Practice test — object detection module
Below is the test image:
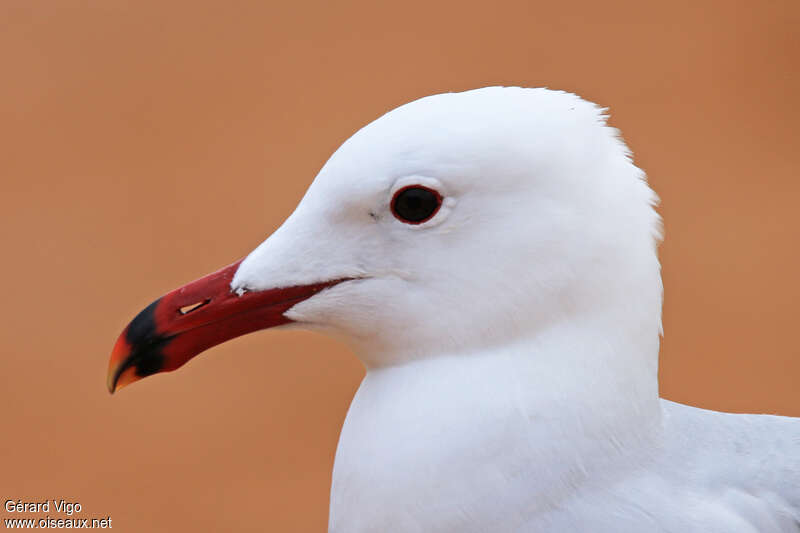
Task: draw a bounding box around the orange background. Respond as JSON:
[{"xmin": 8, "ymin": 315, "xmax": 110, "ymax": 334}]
[{"xmin": 1, "ymin": 1, "xmax": 798, "ymax": 530}]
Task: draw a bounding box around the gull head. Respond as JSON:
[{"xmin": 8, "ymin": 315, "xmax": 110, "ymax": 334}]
[{"xmin": 107, "ymin": 87, "xmax": 663, "ymax": 390}]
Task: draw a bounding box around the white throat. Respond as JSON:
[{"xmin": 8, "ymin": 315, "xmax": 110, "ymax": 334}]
[{"xmin": 329, "ymin": 295, "xmax": 663, "ymax": 531}]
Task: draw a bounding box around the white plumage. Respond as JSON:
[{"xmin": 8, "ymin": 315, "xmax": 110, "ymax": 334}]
[{"xmin": 231, "ymin": 87, "xmax": 799, "ymax": 532}]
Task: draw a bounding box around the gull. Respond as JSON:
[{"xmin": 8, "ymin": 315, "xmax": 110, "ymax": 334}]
[{"xmin": 107, "ymin": 87, "xmax": 799, "ymax": 532}]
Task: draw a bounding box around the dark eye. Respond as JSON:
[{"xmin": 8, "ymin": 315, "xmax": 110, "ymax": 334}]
[{"xmin": 390, "ymin": 186, "xmax": 443, "ymax": 224}]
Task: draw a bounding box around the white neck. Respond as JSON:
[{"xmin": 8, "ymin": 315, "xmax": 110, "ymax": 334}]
[{"xmin": 329, "ymin": 307, "xmax": 663, "ymax": 532}]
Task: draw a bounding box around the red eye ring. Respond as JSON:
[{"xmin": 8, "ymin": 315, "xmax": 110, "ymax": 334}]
[{"xmin": 390, "ymin": 185, "xmax": 443, "ymax": 225}]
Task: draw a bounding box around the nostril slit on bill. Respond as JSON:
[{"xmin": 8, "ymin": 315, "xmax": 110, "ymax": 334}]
[{"xmin": 179, "ymin": 299, "xmax": 211, "ymax": 315}]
